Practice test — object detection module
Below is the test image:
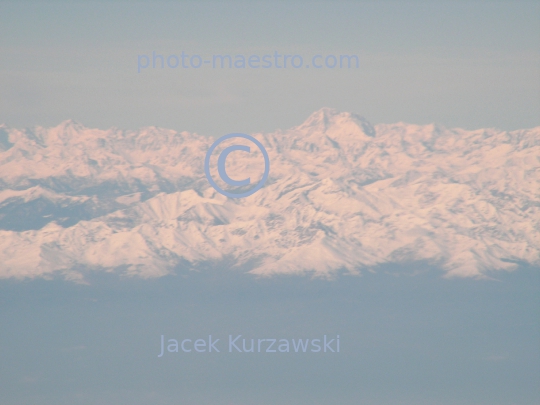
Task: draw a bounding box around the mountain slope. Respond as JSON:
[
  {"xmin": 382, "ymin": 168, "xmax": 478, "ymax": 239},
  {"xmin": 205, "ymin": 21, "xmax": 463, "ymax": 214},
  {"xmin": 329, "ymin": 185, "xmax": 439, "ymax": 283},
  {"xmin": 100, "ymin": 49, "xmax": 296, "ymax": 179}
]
[{"xmin": 0, "ymin": 108, "xmax": 538, "ymax": 281}]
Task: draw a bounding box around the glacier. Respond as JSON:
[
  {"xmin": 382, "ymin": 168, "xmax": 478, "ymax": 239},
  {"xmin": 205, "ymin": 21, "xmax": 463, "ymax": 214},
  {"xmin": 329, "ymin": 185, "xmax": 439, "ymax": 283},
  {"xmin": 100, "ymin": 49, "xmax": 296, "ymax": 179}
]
[{"xmin": 0, "ymin": 108, "xmax": 538, "ymax": 281}]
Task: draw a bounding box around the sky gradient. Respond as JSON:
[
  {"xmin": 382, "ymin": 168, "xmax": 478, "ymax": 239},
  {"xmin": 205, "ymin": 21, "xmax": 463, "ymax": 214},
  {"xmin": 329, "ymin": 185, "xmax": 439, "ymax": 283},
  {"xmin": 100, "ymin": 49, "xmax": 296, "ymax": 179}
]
[
  {"xmin": 0, "ymin": 1, "xmax": 539, "ymax": 136},
  {"xmin": 0, "ymin": 2, "xmax": 539, "ymax": 404}
]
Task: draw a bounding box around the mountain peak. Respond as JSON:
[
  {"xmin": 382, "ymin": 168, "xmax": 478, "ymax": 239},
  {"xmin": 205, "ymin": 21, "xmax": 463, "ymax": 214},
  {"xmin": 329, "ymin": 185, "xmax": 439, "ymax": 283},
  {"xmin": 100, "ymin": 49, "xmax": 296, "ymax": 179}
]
[
  {"xmin": 41, "ymin": 120, "xmax": 88, "ymax": 145},
  {"xmin": 0, "ymin": 112, "xmax": 538, "ymax": 281},
  {"xmin": 54, "ymin": 119, "xmax": 85, "ymax": 130},
  {"xmin": 296, "ymin": 108, "xmax": 376, "ymax": 138}
]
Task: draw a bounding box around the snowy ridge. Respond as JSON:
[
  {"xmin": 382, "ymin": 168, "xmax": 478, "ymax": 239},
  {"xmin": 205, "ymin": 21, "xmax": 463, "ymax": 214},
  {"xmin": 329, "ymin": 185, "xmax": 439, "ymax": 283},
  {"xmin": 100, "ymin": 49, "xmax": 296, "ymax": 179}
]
[{"xmin": 0, "ymin": 108, "xmax": 538, "ymax": 281}]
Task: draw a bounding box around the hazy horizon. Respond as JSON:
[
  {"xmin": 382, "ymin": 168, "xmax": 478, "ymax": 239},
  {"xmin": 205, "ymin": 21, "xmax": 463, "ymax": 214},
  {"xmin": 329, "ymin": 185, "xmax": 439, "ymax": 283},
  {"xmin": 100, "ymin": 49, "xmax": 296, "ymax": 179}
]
[
  {"xmin": 1, "ymin": 1, "xmax": 539, "ymax": 404},
  {"xmin": 1, "ymin": 1, "xmax": 539, "ymax": 137}
]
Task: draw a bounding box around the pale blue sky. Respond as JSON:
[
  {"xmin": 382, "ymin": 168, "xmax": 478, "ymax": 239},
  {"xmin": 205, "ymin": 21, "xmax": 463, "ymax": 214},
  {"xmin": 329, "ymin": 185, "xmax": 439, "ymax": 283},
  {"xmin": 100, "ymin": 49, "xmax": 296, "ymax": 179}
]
[
  {"xmin": 0, "ymin": 3, "xmax": 539, "ymax": 404},
  {"xmin": 0, "ymin": 1, "xmax": 539, "ymax": 136}
]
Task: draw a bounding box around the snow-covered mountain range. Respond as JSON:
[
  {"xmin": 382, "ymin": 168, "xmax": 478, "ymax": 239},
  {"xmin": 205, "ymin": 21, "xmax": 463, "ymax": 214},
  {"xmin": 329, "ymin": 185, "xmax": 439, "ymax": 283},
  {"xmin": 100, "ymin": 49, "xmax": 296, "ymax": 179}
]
[{"xmin": 0, "ymin": 108, "xmax": 538, "ymax": 281}]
